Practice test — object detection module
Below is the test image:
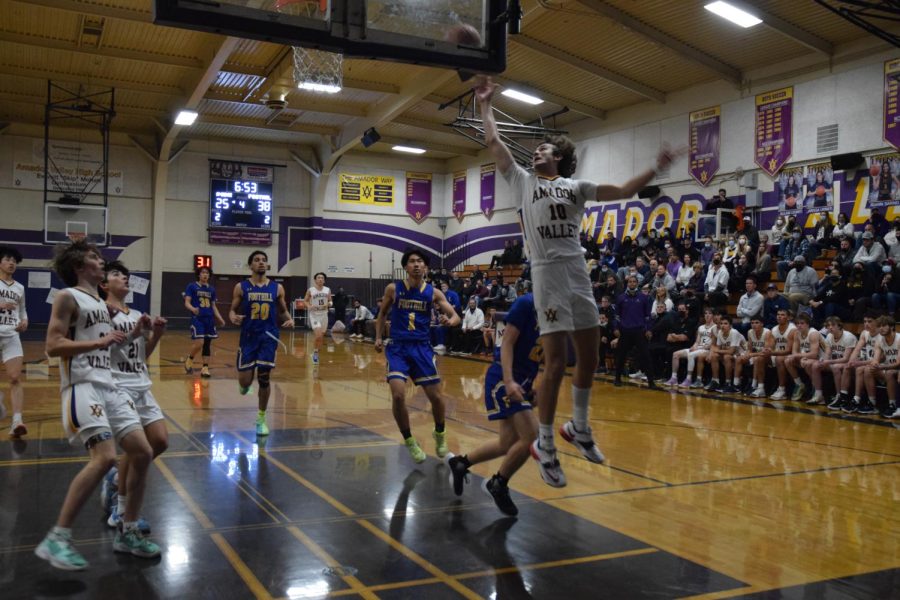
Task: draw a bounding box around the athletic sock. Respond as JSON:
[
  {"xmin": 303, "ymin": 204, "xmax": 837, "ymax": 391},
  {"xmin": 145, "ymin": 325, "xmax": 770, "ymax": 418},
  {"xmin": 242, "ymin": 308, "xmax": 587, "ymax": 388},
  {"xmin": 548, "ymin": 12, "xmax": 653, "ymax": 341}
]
[
  {"xmin": 794, "ymin": 377, "xmax": 802, "ymax": 386},
  {"xmin": 400, "ymin": 429, "xmax": 412, "ymax": 440},
  {"xmin": 117, "ymin": 495, "xmax": 127, "ymax": 516},
  {"xmin": 538, "ymin": 424, "xmax": 555, "ymax": 451},
  {"xmin": 12, "ymin": 412, "xmax": 21, "ymax": 422},
  {"xmin": 751, "ymin": 379, "xmax": 757, "ymax": 388},
  {"xmin": 257, "ymin": 410, "xmax": 266, "ymax": 419},
  {"xmin": 51, "ymin": 526, "xmax": 72, "ymax": 538},
  {"xmin": 434, "ymin": 422, "xmax": 445, "ymax": 433},
  {"xmin": 571, "ymin": 385, "xmax": 590, "ymax": 431},
  {"xmin": 733, "ymin": 377, "xmax": 741, "ymax": 387}
]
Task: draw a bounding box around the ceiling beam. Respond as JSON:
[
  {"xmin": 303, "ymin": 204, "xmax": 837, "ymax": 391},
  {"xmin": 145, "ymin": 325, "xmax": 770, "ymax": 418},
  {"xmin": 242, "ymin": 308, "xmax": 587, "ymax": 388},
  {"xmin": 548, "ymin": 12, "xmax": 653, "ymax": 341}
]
[
  {"xmin": 5, "ymin": 115, "xmax": 151, "ymax": 138},
  {"xmin": 0, "ymin": 63, "xmax": 184, "ymax": 97},
  {"xmin": 728, "ymin": 0, "xmax": 833, "ymax": 56},
  {"xmin": 198, "ymin": 114, "xmax": 337, "ymax": 136},
  {"xmin": 575, "ymin": 0, "xmax": 743, "ymax": 85},
  {"xmin": 12, "ymin": 0, "xmax": 153, "ymax": 23},
  {"xmin": 492, "ymin": 77, "xmax": 608, "ymax": 120},
  {"xmin": 512, "ymin": 35, "xmax": 666, "ymax": 103},
  {"xmin": 0, "ymin": 31, "xmax": 204, "ymax": 70},
  {"xmin": 375, "ymin": 135, "xmax": 479, "ymax": 157},
  {"xmin": 203, "ymin": 91, "xmax": 368, "ymax": 117},
  {"xmin": 0, "ymin": 92, "xmax": 164, "ymax": 119},
  {"xmin": 392, "ymin": 116, "xmax": 456, "ymax": 135}
]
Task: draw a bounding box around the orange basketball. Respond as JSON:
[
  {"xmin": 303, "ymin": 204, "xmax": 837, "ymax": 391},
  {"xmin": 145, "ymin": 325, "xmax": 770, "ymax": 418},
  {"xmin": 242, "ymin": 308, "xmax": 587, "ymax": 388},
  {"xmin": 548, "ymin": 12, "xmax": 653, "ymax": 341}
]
[
  {"xmin": 446, "ymin": 23, "xmax": 482, "ymax": 47},
  {"xmin": 870, "ymin": 164, "xmax": 881, "ymax": 177},
  {"xmin": 815, "ymin": 185, "xmax": 825, "ymax": 197}
]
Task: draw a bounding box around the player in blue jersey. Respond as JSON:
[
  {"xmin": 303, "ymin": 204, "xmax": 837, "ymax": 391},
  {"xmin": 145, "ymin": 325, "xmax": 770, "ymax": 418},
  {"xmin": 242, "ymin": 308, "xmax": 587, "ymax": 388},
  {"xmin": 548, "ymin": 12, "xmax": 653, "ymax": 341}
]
[
  {"xmin": 446, "ymin": 285, "xmax": 540, "ymax": 516},
  {"xmin": 183, "ymin": 266, "xmax": 226, "ymax": 378},
  {"xmin": 228, "ymin": 251, "xmax": 294, "ymax": 436},
  {"xmin": 374, "ymin": 248, "xmax": 460, "ymax": 463}
]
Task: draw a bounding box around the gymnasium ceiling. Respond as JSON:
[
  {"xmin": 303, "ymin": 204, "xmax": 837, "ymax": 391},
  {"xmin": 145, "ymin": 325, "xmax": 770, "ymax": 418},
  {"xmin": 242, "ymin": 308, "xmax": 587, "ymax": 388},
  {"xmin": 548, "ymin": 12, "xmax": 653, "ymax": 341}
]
[{"xmin": 1, "ymin": 0, "xmax": 896, "ymax": 170}]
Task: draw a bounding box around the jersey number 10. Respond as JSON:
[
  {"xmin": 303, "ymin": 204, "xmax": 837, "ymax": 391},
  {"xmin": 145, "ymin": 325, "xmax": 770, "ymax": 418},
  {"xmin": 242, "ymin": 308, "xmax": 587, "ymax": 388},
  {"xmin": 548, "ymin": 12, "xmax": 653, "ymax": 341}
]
[{"xmin": 548, "ymin": 204, "xmax": 568, "ymax": 220}]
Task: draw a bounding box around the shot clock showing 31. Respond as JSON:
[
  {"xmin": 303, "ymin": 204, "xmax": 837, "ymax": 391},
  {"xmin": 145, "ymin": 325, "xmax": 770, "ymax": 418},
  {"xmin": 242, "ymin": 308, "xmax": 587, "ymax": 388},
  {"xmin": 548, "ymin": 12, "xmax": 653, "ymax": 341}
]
[{"xmin": 210, "ymin": 178, "xmax": 274, "ymax": 229}]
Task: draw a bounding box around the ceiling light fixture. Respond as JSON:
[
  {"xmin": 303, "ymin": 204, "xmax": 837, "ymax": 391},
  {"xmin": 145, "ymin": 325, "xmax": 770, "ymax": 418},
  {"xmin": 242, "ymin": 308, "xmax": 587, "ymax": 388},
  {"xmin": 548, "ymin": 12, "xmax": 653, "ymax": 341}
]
[
  {"xmin": 174, "ymin": 110, "xmax": 198, "ymax": 126},
  {"xmin": 392, "ymin": 145, "xmax": 426, "ymax": 154},
  {"xmin": 501, "ymin": 88, "xmax": 543, "ymax": 105},
  {"xmin": 704, "ymin": 1, "xmax": 762, "ymax": 28}
]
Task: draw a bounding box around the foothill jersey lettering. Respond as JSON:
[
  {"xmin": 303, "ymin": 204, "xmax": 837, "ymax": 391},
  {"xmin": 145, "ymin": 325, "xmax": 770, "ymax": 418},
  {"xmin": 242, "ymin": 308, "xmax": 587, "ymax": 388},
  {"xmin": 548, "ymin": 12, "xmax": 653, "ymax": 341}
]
[
  {"xmin": 390, "ymin": 280, "xmax": 433, "ymax": 342},
  {"xmin": 184, "ymin": 282, "xmax": 216, "ymax": 317},
  {"xmin": 61, "ymin": 288, "xmax": 114, "ymax": 389},
  {"xmin": 240, "ymin": 280, "xmax": 279, "ymax": 335},
  {"xmin": 307, "ymin": 286, "xmax": 331, "ymax": 312},
  {"xmin": 502, "ymin": 164, "xmax": 598, "ymax": 265},
  {"xmin": 0, "ymin": 279, "xmax": 26, "ymax": 336},
  {"xmin": 109, "ymin": 308, "xmax": 151, "ymax": 390}
]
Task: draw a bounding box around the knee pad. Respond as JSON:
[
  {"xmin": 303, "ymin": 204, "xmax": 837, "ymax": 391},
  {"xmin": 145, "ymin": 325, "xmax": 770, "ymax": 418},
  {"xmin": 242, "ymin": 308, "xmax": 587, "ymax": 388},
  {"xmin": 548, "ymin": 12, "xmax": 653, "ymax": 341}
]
[
  {"xmin": 257, "ymin": 369, "xmax": 271, "ymax": 389},
  {"xmin": 202, "ymin": 338, "xmax": 212, "ymax": 355}
]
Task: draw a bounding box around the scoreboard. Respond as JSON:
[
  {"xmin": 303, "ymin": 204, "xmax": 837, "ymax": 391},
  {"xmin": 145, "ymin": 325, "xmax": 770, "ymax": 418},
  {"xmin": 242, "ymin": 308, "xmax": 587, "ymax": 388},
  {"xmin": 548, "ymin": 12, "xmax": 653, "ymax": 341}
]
[{"xmin": 209, "ymin": 179, "xmax": 273, "ymax": 230}]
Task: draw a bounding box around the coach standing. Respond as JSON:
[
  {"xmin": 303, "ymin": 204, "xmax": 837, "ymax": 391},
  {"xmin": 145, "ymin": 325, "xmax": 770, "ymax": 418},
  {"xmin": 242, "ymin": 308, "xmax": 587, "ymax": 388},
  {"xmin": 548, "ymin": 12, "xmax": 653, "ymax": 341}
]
[{"xmin": 614, "ymin": 275, "xmax": 657, "ymax": 389}]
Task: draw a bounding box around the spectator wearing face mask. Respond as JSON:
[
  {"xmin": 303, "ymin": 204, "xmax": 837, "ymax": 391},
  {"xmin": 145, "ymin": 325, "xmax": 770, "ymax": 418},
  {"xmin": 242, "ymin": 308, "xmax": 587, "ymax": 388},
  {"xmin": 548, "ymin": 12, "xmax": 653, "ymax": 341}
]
[
  {"xmin": 704, "ymin": 253, "xmax": 730, "ymax": 308},
  {"xmin": 871, "ymin": 261, "xmax": 900, "ymax": 315},
  {"xmin": 834, "ymin": 236, "xmax": 856, "ymax": 276},
  {"xmin": 700, "ymin": 237, "xmax": 716, "ymax": 268},
  {"xmin": 846, "ymin": 262, "xmax": 877, "ymax": 321},
  {"xmin": 770, "ymin": 215, "xmax": 789, "ymax": 250},
  {"xmin": 777, "ymin": 230, "xmax": 811, "ymax": 281},
  {"xmin": 832, "ymin": 213, "xmax": 854, "ymax": 247},
  {"xmin": 783, "ymin": 255, "xmax": 819, "ymax": 310},
  {"xmin": 854, "ymin": 231, "xmax": 887, "ymax": 279},
  {"xmin": 810, "ymin": 267, "xmax": 851, "ymax": 324}
]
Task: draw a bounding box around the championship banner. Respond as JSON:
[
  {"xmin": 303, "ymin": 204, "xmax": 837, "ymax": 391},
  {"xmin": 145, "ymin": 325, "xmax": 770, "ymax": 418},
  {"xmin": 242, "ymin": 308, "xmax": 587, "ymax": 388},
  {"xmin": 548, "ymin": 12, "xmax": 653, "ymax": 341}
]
[
  {"xmin": 803, "ymin": 162, "xmax": 834, "ymax": 214},
  {"xmin": 688, "ymin": 106, "xmax": 720, "ymax": 186},
  {"xmin": 14, "ymin": 140, "xmax": 124, "ymax": 194},
  {"xmin": 755, "ymin": 87, "xmax": 793, "ymax": 177},
  {"xmin": 775, "ymin": 166, "xmax": 804, "ymax": 217},
  {"xmin": 209, "ymin": 160, "xmax": 273, "ymax": 182},
  {"xmin": 405, "ymin": 172, "xmax": 432, "ymax": 223},
  {"xmin": 452, "ymin": 170, "xmax": 467, "ymax": 222},
  {"xmin": 338, "ymin": 173, "xmax": 394, "ymax": 206},
  {"xmin": 480, "ymin": 163, "xmax": 496, "ymax": 218},
  {"xmin": 884, "ymin": 59, "xmax": 900, "ymax": 150},
  {"xmin": 867, "ymin": 153, "xmax": 900, "ymax": 208}
]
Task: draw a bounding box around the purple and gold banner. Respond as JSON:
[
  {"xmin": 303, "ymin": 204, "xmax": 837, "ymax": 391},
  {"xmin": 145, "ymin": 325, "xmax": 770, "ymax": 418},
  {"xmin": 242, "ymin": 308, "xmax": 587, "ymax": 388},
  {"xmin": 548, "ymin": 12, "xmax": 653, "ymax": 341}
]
[
  {"xmin": 688, "ymin": 106, "xmax": 720, "ymax": 186},
  {"xmin": 755, "ymin": 87, "xmax": 793, "ymax": 177},
  {"xmin": 480, "ymin": 163, "xmax": 496, "ymax": 219},
  {"xmin": 884, "ymin": 59, "xmax": 900, "ymax": 150},
  {"xmin": 453, "ymin": 170, "xmax": 467, "ymax": 223},
  {"xmin": 405, "ymin": 172, "xmax": 432, "ymax": 224}
]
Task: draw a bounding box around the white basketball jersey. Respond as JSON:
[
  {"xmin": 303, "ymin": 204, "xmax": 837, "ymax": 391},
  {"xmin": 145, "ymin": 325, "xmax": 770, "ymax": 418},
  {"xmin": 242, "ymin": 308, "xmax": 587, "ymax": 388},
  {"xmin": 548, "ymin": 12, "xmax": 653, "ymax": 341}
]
[
  {"xmin": 857, "ymin": 329, "xmax": 876, "ymax": 361},
  {"xmin": 826, "ymin": 330, "xmax": 857, "ymax": 361},
  {"xmin": 0, "ymin": 279, "xmax": 26, "ymax": 337},
  {"xmin": 747, "ymin": 327, "xmax": 771, "ymax": 354},
  {"xmin": 772, "ymin": 323, "xmax": 796, "ymax": 353},
  {"xmin": 109, "ymin": 308, "xmax": 151, "ymax": 391},
  {"xmin": 697, "ymin": 323, "xmax": 715, "ymax": 349},
  {"xmin": 716, "ymin": 328, "xmax": 746, "ymax": 353},
  {"xmin": 798, "ymin": 330, "xmax": 827, "ymax": 360},
  {"xmin": 61, "ymin": 288, "xmax": 114, "ymax": 389},
  {"xmin": 876, "ymin": 333, "xmax": 900, "ymax": 365},
  {"xmin": 307, "ymin": 286, "xmax": 330, "ymax": 312},
  {"xmin": 503, "ymin": 164, "xmax": 598, "ymax": 266}
]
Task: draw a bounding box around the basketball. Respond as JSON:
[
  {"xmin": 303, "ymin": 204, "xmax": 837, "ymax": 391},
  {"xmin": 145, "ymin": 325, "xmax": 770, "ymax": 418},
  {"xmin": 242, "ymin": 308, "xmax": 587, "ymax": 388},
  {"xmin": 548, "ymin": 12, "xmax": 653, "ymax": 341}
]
[
  {"xmin": 446, "ymin": 23, "xmax": 482, "ymax": 47},
  {"xmin": 815, "ymin": 185, "xmax": 825, "ymax": 197},
  {"xmin": 870, "ymin": 164, "xmax": 881, "ymax": 177}
]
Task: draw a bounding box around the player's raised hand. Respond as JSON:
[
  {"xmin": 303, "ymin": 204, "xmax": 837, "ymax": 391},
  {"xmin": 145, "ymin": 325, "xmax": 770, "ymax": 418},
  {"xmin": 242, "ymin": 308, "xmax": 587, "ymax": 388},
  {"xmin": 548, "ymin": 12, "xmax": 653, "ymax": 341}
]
[
  {"xmin": 473, "ymin": 75, "xmax": 497, "ymax": 103},
  {"xmin": 100, "ymin": 330, "xmax": 128, "ymax": 348},
  {"xmin": 656, "ymin": 143, "xmax": 688, "ymax": 170},
  {"xmin": 152, "ymin": 316, "xmax": 167, "ymax": 333}
]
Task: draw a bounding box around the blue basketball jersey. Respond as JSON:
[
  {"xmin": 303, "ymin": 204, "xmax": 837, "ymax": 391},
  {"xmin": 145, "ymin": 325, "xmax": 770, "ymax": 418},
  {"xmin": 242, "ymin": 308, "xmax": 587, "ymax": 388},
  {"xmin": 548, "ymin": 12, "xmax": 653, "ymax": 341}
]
[
  {"xmin": 493, "ymin": 293, "xmax": 541, "ymax": 381},
  {"xmin": 184, "ymin": 282, "xmax": 216, "ymax": 318},
  {"xmin": 390, "ymin": 279, "xmax": 433, "ymax": 342},
  {"xmin": 240, "ymin": 279, "xmax": 279, "ymax": 336}
]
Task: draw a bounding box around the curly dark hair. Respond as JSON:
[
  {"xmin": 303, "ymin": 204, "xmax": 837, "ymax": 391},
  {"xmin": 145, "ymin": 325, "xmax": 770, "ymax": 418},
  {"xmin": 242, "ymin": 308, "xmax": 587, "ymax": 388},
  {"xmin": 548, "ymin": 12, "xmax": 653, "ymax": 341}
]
[
  {"xmin": 543, "ymin": 134, "xmax": 577, "ymax": 177},
  {"xmin": 52, "ymin": 239, "xmax": 101, "ymax": 288}
]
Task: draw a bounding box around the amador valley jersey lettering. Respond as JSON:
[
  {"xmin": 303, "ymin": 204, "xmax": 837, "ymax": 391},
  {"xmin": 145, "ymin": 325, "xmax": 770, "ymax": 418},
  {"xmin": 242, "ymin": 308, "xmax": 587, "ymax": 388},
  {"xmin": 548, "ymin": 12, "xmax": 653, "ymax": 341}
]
[{"xmin": 62, "ymin": 288, "xmax": 115, "ymax": 389}]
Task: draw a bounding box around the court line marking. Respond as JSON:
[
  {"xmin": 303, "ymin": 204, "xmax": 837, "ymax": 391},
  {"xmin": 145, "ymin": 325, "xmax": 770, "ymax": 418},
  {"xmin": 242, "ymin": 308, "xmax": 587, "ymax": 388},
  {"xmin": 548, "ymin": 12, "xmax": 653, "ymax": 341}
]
[
  {"xmin": 679, "ymin": 586, "xmax": 760, "ymax": 600},
  {"xmin": 155, "ymin": 458, "xmax": 215, "ymax": 529},
  {"xmin": 285, "ymin": 525, "xmax": 378, "ymax": 600},
  {"xmin": 232, "ymin": 432, "xmax": 482, "ymax": 600},
  {"xmin": 210, "ymin": 532, "xmax": 274, "ymax": 600}
]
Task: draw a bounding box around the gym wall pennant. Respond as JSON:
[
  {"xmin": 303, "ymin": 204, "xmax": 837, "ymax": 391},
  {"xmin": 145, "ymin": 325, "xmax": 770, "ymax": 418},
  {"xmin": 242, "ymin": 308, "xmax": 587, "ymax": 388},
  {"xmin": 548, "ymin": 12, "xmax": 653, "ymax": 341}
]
[
  {"xmin": 754, "ymin": 87, "xmax": 793, "ymax": 177},
  {"xmin": 452, "ymin": 170, "xmax": 466, "ymax": 223},
  {"xmin": 688, "ymin": 106, "xmax": 720, "ymax": 186},
  {"xmin": 405, "ymin": 172, "xmax": 432, "ymax": 224},
  {"xmin": 480, "ymin": 163, "xmax": 496, "ymax": 218}
]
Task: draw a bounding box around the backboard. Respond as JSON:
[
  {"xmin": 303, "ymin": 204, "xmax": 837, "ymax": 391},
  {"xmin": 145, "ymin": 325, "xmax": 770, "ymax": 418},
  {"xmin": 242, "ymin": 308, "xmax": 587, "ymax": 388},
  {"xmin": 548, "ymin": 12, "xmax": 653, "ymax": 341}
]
[
  {"xmin": 45, "ymin": 203, "xmax": 109, "ymax": 246},
  {"xmin": 153, "ymin": 0, "xmax": 509, "ymax": 74}
]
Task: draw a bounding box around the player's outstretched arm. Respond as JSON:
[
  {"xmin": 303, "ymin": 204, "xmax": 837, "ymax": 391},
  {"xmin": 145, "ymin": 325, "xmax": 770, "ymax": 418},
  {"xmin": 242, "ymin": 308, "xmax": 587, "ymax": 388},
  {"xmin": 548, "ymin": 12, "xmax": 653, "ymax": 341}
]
[
  {"xmin": 374, "ymin": 284, "xmax": 395, "ymax": 352},
  {"xmin": 229, "ymin": 282, "xmax": 245, "ymax": 325},
  {"xmin": 595, "ymin": 144, "xmax": 686, "ymax": 201},
  {"xmin": 277, "ymin": 284, "xmax": 294, "ymax": 328},
  {"xmin": 474, "ymin": 76, "xmax": 514, "ymax": 175},
  {"xmin": 433, "ymin": 289, "xmax": 461, "ymax": 327},
  {"xmin": 46, "ymin": 291, "xmax": 126, "ymax": 357}
]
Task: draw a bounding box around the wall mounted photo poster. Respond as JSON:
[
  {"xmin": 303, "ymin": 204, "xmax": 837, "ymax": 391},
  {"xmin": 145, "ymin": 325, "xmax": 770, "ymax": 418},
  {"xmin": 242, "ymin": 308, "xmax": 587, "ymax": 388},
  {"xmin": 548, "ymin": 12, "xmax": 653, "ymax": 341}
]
[{"xmin": 776, "ymin": 166, "xmax": 805, "ymax": 217}]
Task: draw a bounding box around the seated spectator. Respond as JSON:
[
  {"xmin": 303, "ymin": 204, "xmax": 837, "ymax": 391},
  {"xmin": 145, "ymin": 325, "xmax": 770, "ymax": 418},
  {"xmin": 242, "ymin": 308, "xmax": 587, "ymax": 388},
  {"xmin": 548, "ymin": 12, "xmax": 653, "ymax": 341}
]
[
  {"xmin": 734, "ymin": 276, "xmax": 764, "ymax": 336},
  {"xmin": 730, "ymin": 255, "xmax": 753, "ymax": 294},
  {"xmin": 700, "ymin": 237, "xmax": 716, "ymax": 267},
  {"xmin": 600, "ymin": 272, "xmax": 623, "ymax": 299},
  {"xmin": 809, "ymin": 317, "xmax": 858, "ymax": 406},
  {"xmin": 808, "ymin": 267, "xmax": 848, "ymax": 324},
  {"xmin": 752, "ymin": 239, "xmax": 772, "ymax": 285},
  {"xmin": 834, "ymin": 236, "xmax": 856, "ymax": 276},
  {"xmin": 783, "ymin": 312, "xmax": 826, "ymax": 402},
  {"xmin": 453, "ymin": 298, "xmax": 485, "ymax": 355},
  {"xmin": 656, "ymin": 302, "xmax": 693, "ymax": 386},
  {"xmin": 650, "ymin": 286, "xmax": 674, "ymax": 316},
  {"xmin": 770, "ymin": 215, "xmax": 789, "ymax": 253},
  {"xmin": 776, "ymin": 231, "xmax": 811, "ymax": 280},
  {"xmin": 349, "ymin": 299, "xmax": 374, "ymax": 339},
  {"xmin": 506, "ymin": 239, "xmax": 524, "ymax": 265},
  {"xmin": 704, "ymin": 253, "xmax": 730, "ymax": 308},
  {"xmin": 676, "ymin": 254, "xmax": 694, "ymax": 290},
  {"xmin": 768, "ymin": 308, "xmax": 798, "ymax": 400},
  {"xmin": 762, "ymin": 283, "xmax": 789, "ymax": 329},
  {"xmin": 871, "ymin": 261, "xmax": 900, "ymax": 315},
  {"xmin": 666, "ymin": 253, "xmax": 682, "ymax": 281},
  {"xmin": 706, "ymin": 313, "xmax": 747, "ymax": 393},
  {"xmin": 481, "ymin": 307, "xmax": 497, "ymax": 355},
  {"xmin": 783, "ymin": 256, "xmax": 818, "ymax": 310},
  {"xmin": 846, "ymin": 262, "xmax": 877, "ymax": 321},
  {"xmin": 649, "ymin": 264, "xmax": 676, "ymax": 295},
  {"xmin": 855, "ymin": 231, "xmax": 887, "ymax": 278},
  {"xmin": 810, "ymin": 213, "xmax": 835, "ymax": 257},
  {"xmin": 686, "ymin": 262, "xmax": 706, "ymax": 297},
  {"xmin": 886, "ymin": 220, "xmax": 900, "ymax": 262},
  {"xmin": 670, "ymin": 308, "xmax": 717, "ymax": 388},
  {"xmin": 441, "ymin": 282, "xmax": 461, "ymax": 315},
  {"xmin": 597, "ymin": 295, "xmax": 617, "ymax": 373},
  {"xmin": 733, "ymin": 316, "xmax": 771, "ymax": 397},
  {"xmin": 722, "ymin": 235, "xmax": 740, "ymax": 271},
  {"xmin": 681, "ymin": 236, "xmax": 700, "ymax": 263}
]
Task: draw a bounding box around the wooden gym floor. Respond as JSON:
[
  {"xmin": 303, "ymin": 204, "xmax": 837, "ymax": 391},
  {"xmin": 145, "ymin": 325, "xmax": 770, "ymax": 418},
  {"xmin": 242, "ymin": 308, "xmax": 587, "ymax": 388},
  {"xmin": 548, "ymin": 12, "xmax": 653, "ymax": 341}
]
[{"xmin": 0, "ymin": 330, "xmax": 898, "ymax": 599}]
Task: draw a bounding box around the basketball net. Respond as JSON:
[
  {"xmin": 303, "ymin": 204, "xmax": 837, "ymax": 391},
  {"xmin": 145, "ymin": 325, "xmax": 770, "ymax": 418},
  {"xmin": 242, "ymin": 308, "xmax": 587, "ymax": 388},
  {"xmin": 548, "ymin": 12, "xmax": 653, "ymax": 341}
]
[
  {"xmin": 67, "ymin": 232, "xmax": 86, "ymax": 244},
  {"xmin": 273, "ymin": 0, "xmax": 343, "ymax": 94}
]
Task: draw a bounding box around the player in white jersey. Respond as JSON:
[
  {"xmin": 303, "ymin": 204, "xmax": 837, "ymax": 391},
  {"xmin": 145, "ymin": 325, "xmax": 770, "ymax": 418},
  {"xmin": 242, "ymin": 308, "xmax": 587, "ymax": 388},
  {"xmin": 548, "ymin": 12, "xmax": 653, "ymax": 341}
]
[
  {"xmin": 705, "ymin": 314, "xmax": 746, "ymax": 393},
  {"xmin": 808, "ymin": 317, "xmax": 857, "ymax": 406},
  {"xmin": 861, "ymin": 315, "xmax": 900, "ymax": 417},
  {"xmin": 784, "ymin": 313, "xmax": 826, "ymax": 402},
  {"xmin": 671, "ymin": 308, "xmax": 716, "ymax": 388},
  {"xmin": 830, "ymin": 314, "xmax": 878, "ymax": 412},
  {"xmin": 36, "ymin": 241, "xmax": 159, "ymax": 571},
  {"xmin": 303, "ymin": 272, "xmax": 332, "ymax": 366},
  {"xmin": 476, "ymin": 75, "xmax": 682, "ymax": 486},
  {"xmin": 767, "ymin": 309, "xmax": 798, "ymax": 400},
  {"xmin": 100, "ymin": 261, "xmax": 169, "ymax": 533},
  {"xmin": 0, "ymin": 245, "xmax": 28, "ymax": 437},
  {"xmin": 733, "ymin": 316, "xmax": 771, "ymax": 398}
]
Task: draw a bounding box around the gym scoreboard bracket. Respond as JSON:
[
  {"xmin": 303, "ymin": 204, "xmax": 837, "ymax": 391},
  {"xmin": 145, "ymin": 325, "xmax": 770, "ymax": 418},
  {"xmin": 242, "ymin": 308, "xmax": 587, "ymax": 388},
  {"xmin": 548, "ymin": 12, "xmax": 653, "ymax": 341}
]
[{"xmin": 208, "ymin": 160, "xmax": 274, "ymax": 246}]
